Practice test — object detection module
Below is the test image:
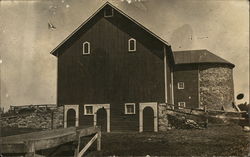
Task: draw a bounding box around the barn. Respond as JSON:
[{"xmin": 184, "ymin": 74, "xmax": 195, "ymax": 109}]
[{"xmin": 50, "ymin": 2, "xmax": 235, "ymax": 132}]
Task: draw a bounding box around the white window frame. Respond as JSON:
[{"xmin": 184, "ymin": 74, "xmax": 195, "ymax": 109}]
[
  {"xmin": 178, "ymin": 102, "xmax": 186, "ymax": 109},
  {"xmin": 83, "ymin": 41, "xmax": 90, "ymax": 55},
  {"xmin": 84, "ymin": 105, "xmax": 94, "ymax": 115},
  {"xmin": 125, "ymin": 103, "xmax": 136, "ymax": 114},
  {"xmin": 128, "ymin": 38, "xmax": 136, "ymax": 52},
  {"xmin": 178, "ymin": 82, "xmax": 184, "ymax": 89},
  {"xmin": 104, "ymin": 8, "xmax": 114, "ymax": 17}
]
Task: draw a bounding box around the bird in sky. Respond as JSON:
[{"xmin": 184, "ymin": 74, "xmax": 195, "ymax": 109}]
[{"xmin": 48, "ymin": 21, "xmax": 56, "ymax": 30}]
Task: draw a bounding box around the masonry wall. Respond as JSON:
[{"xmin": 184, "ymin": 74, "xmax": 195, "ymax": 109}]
[
  {"xmin": 199, "ymin": 64, "xmax": 234, "ymax": 110},
  {"xmin": 1, "ymin": 107, "xmax": 64, "ymax": 129}
]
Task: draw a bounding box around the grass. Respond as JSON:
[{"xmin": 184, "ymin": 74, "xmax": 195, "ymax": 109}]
[
  {"xmin": 87, "ymin": 125, "xmax": 250, "ymax": 156},
  {"xmin": 1, "ymin": 125, "xmax": 250, "ymax": 156}
]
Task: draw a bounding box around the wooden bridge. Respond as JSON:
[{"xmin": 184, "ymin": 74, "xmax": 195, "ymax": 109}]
[{"xmin": 0, "ymin": 126, "xmax": 101, "ymax": 157}]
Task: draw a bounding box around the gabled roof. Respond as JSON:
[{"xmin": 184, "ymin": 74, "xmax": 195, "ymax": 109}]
[
  {"xmin": 173, "ymin": 49, "xmax": 235, "ymax": 67},
  {"xmin": 50, "ymin": 1, "xmax": 170, "ymax": 56}
]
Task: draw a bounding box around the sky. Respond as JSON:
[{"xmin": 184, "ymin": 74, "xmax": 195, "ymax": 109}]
[{"xmin": 0, "ymin": 0, "xmax": 249, "ymax": 110}]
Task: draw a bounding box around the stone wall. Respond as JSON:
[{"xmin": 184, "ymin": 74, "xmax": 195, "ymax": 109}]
[
  {"xmin": 1, "ymin": 106, "xmax": 64, "ymax": 129},
  {"xmin": 199, "ymin": 64, "xmax": 234, "ymax": 110},
  {"xmin": 158, "ymin": 103, "xmax": 171, "ymax": 131},
  {"xmin": 158, "ymin": 103, "xmax": 204, "ymax": 131}
]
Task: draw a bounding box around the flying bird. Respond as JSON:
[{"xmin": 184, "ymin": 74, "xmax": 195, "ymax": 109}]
[
  {"xmin": 48, "ymin": 22, "xmax": 56, "ymax": 30},
  {"xmin": 197, "ymin": 36, "xmax": 208, "ymax": 39}
]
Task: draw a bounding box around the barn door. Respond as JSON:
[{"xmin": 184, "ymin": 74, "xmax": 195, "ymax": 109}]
[
  {"xmin": 66, "ymin": 109, "xmax": 76, "ymax": 127},
  {"xmin": 96, "ymin": 108, "xmax": 107, "ymax": 132},
  {"xmin": 143, "ymin": 107, "xmax": 154, "ymax": 132}
]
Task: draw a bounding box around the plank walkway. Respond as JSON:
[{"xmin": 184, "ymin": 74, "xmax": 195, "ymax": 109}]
[{"xmin": 0, "ymin": 126, "xmax": 101, "ymax": 157}]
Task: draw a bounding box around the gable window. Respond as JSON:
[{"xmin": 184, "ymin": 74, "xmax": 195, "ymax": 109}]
[
  {"xmin": 83, "ymin": 42, "xmax": 90, "ymax": 55},
  {"xmin": 128, "ymin": 38, "xmax": 136, "ymax": 52},
  {"xmin": 125, "ymin": 103, "xmax": 136, "ymax": 114},
  {"xmin": 178, "ymin": 82, "xmax": 184, "ymax": 89},
  {"xmin": 104, "ymin": 7, "xmax": 114, "ymax": 17},
  {"xmin": 84, "ymin": 105, "xmax": 93, "ymax": 115},
  {"xmin": 178, "ymin": 102, "xmax": 186, "ymax": 109}
]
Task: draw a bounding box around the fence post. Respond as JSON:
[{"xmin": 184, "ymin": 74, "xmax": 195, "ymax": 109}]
[
  {"xmin": 25, "ymin": 141, "xmax": 35, "ymax": 157},
  {"xmin": 51, "ymin": 110, "xmax": 54, "ymax": 129},
  {"xmin": 74, "ymin": 130, "xmax": 80, "ymax": 157},
  {"xmin": 204, "ymin": 105, "xmax": 208, "ymax": 128},
  {"xmin": 97, "ymin": 129, "xmax": 101, "ymax": 151}
]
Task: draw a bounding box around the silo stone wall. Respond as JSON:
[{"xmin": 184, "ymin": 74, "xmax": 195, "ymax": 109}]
[{"xmin": 199, "ymin": 64, "xmax": 234, "ymax": 110}]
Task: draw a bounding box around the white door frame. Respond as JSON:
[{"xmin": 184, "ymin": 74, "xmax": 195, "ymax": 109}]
[
  {"xmin": 86, "ymin": 104, "xmax": 110, "ymax": 132},
  {"xmin": 139, "ymin": 102, "xmax": 158, "ymax": 132},
  {"xmin": 64, "ymin": 104, "xmax": 79, "ymax": 128}
]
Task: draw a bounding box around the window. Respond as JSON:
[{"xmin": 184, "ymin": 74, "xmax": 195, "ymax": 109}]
[
  {"xmin": 178, "ymin": 82, "xmax": 184, "ymax": 89},
  {"xmin": 84, "ymin": 105, "xmax": 93, "ymax": 115},
  {"xmin": 104, "ymin": 7, "xmax": 114, "ymax": 17},
  {"xmin": 125, "ymin": 103, "xmax": 136, "ymax": 114},
  {"xmin": 128, "ymin": 38, "xmax": 136, "ymax": 52},
  {"xmin": 83, "ymin": 42, "xmax": 90, "ymax": 55},
  {"xmin": 178, "ymin": 102, "xmax": 186, "ymax": 109}
]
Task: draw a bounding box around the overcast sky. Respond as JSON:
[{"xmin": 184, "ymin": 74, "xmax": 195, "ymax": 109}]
[{"xmin": 0, "ymin": 0, "xmax": 249, "ymax": 110}]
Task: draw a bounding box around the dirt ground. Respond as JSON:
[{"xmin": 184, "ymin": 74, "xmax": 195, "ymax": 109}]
[{"xmin": 1, "ymin": 125, "xmax": 250, "ymax": 156}]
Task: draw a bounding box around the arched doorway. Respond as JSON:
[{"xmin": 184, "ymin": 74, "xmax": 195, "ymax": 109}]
[
  {"xmin": 143, "ymin": 107, "xmax": 154, "ymax": 132},
  {"xmin": 67, "ymin": 109, "xmax": 76, "ymax": 127},
  {"xmin": 96, "ymin": 108, "xmax": 107, "ymax": 132}
]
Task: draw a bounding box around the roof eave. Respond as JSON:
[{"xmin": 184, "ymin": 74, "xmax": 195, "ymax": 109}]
[{"xmin": 175, "ymin": 62, "xmax": 235, "ymax": 68}]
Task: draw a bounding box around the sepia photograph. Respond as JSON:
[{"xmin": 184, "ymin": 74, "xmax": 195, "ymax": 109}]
[{"xmin": 0, "ymin": 0, "xmax": 249, "ymax": 156}]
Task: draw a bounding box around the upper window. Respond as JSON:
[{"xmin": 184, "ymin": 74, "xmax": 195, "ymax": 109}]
[
  {"xmin": 125, "ymin": 103, "xmax": 136, "ymax": 114},
  {"xmin": 104, "ymin": 8, "xmax": 114, "ymax": 17},
  {"xmin": 84, "ymin": 105, "xmax": 93, "ymax": 115},
  {"xmin": 128, "ymin": 38, "xmax": 136, "ymax": 52},
  {"xmin": 178, "ymin": 82, "xmax": 184, "ymax": 89},
  {"xmin": 178, "ymin": 102, "xmax": 186, "ymax": 109},
  {"xmin": 83, "ymin": 42, "xmax": 90, "ymax": 55}
]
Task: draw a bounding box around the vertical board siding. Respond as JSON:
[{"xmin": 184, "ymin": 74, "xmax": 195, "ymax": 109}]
[
  {"xmin": 57, "ymin": 8, "xmax": 169, "ymax": 131},
  {"xmin": 173, "ymin": 65, "xmax": 199, "ymax": 108}
]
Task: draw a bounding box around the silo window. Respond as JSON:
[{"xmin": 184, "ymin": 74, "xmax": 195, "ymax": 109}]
[
  {"xmin": 83, "ymin": 41, "xmax": 90, "ymax": 55},
  {"xmin": 128, "ymin": 38, "xmax": 136, "ymax": 52},
  {"xmin": 104, "ymin": 8, "xmax": 114, "ymax": 17}
]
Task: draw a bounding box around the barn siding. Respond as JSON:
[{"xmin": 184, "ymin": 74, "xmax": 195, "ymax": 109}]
[
  {"xmin": 57, "ymin": 7, "xmax": 169, "ymax": 131},
  {"xmin": 173, "ymin": 65, "xmax": 199, "ymax": 108}
]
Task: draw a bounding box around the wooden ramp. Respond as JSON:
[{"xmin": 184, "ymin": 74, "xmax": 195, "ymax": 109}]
[{"xmin": 0, "ymin": 126, "xmax": 101, "ymax": 157}]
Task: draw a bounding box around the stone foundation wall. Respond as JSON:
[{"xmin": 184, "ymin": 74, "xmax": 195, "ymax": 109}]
[
  {"xmin": 158, "ymin": 103, "xmax": 171, "ymax": 131},
  {"xmin": 1, "ymin": 106, "xmax": 64, "ymax": 129},
  {"xmin": 158, "ymin": 103, "xmax": 204, "ymax": 131},
  {"xmin": 199, "ymin": 64, "xmax": 234, "ymax": 110}
]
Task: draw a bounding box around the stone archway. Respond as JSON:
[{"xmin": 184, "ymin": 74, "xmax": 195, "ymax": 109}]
[
  {"xmin": 139, "ymin": 102, "xmax": 158, "ymax": 132},
  {"xmin": 64, "ymin": 105, "xmax": 79, "ymax": 128}
]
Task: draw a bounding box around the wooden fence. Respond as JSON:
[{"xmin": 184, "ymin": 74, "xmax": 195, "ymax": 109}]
[
  {"xmin": 164, "ymin": 103, "xmax": 247, "ymax": 126},
  {"xmin": 0, "ymin": 126, "xmax": 101, "ymax": 157}
]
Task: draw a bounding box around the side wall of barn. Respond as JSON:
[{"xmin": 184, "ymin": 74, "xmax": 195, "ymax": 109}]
[{"xmin": 173, "ymin": 65, "xmax": 199, "ymax": 108}]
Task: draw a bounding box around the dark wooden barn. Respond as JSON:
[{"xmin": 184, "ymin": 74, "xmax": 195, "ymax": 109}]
[{"xmin": 51, "ymin": 2, "xmax": 235, "ymax": 132}]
